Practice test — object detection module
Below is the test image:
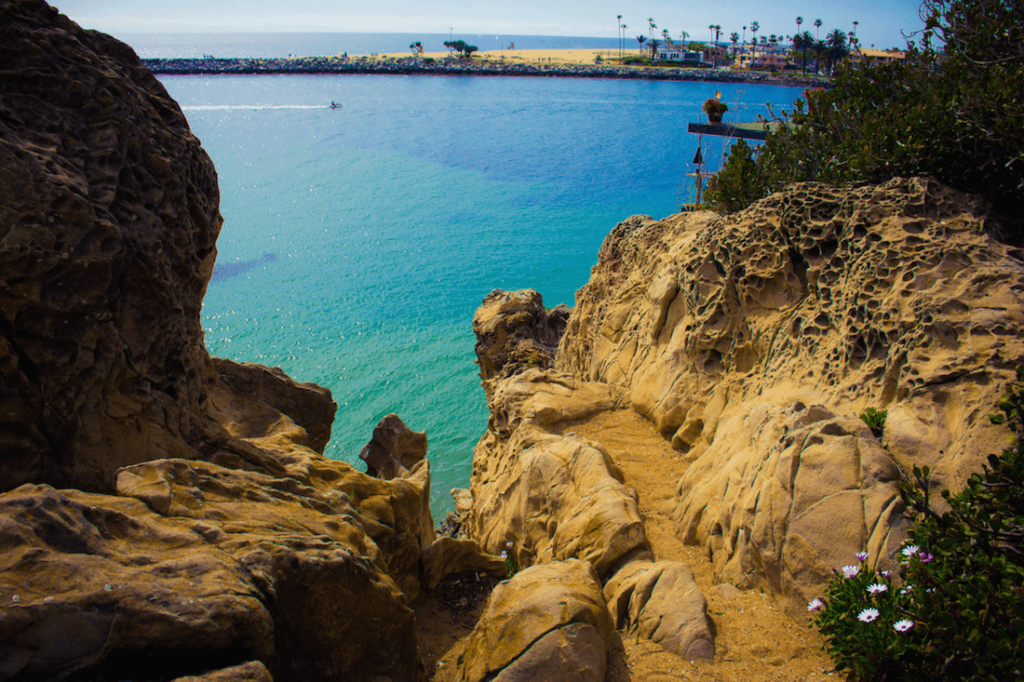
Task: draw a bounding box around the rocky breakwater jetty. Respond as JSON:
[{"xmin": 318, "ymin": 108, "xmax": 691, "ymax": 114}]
[
  {"xmin": 0, "ymin": 3, "xmax": 502, "ymax": 681},
  {"xmin": 143, "ymin": 55, "xmax": 830, "ymax": 87},
  {"xmin": 543, "ymin": 177, "xmax": 1023, "ymax": 617}
]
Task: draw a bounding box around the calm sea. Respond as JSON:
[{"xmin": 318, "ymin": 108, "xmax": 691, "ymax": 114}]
[
  {"xmin": 116, "ymin": 32, "xmax": 622, "ymax": 59},
  {"xmin": 132, "ymin": 34, "xmax": 804, "ymax": 518}
]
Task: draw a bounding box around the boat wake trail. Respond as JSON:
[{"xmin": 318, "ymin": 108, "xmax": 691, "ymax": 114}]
[{"xmin": 180, "ymin": 104, "xmax": 326, "ymax": 111}]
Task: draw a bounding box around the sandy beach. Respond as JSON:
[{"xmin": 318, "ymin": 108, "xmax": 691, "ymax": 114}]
[{"xmin": 388, "ymin": 48, "xmax": 643, "ymax": 65}]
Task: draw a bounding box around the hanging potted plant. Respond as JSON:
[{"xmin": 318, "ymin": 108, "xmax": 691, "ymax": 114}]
[{"xmin": 703, "ymin": 97, "xmax": 729, "ymax": 123}]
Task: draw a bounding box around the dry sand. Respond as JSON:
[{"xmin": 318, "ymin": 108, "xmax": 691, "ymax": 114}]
[
  {"xmin": 381, "ymin": 48, "xmax": 642, "ymax": 65},
  {"xmin": 413, "ymin": 408, "xmax": 837, "ymax": 681}
]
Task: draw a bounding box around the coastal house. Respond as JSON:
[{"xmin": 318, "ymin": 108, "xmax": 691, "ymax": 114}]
[
  {"xmin": 734, "ymin": 50, "xmax": 789, "ymax": 71},
  {"xmin": 656, "ymin": 49, "xmax": 706, "ymax": 65},
  {"xmin": 851, "ymin": 47, "xmax": 907, "ymax": 66}
]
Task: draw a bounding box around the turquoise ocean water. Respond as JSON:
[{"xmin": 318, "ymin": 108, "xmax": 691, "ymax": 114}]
[{"xmin": 145, "ymin": 36, "xmax": 804, "ymax": 517}]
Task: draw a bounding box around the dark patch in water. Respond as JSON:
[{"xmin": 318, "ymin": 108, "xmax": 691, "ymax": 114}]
[{"xmin": 211, "ymin": 253, "xmax": 278, "ymax": 282}]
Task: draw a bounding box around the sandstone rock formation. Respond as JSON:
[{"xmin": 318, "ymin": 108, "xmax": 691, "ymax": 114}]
[
  {"xmin": 466, "ymin": 292, "xmax": 648, "ymax": 575},
  {"xmin": 457, "ymin": 560, "xmax": 618, "ymax": 682},
  {"xmin": 0, "ymin": 0, "xmax": 231, "ymax": 492},
  {"xmin": 359, "ymin": 412, "xmax": 429, "ymax": 480},
  {"xmin": 604, "ymin": 560, "xmax": 716, "ymax": 661},
  {"xmin": 0, "ymin": 4, "xmax": 435, "ymax": 680},
  {"xmin": 473, "ymin": 289, "xmax": 570, "ymax": 400},
  {"xmin": 554, "ymin": 178, "xmax": 1024, "ymax": 613},
  {"xmin": 462, "ymin": 289, "xmax": 716, "ymax": 665}
]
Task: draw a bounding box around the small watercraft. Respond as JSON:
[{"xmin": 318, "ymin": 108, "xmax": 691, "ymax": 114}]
[{"xmin": 330, "ymin": 101, "xmax": 343, "ymax": 109}]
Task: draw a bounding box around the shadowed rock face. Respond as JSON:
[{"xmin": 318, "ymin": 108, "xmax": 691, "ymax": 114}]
[
  {"xmin": 0, "ymin": 4, "xmax": 434, "ymax": 681},
  {"xmin": 0, "ymin": 0, "xmax": 224, "ymax": 491}
]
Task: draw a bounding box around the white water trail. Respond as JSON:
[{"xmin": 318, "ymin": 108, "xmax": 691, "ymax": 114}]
[{"xmin": 180, "ymin": 104, "xmax": 327, "ymax": 111}]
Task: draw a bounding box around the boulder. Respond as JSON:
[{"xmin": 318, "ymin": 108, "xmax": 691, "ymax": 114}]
[
  {"xmin": 359, "ymin": 413, "xmax": 428, "ymax": 480},
  {"xmin": 457, "ymin": 559, "xmax": 618, "ymax": 682},
  {"xmin": 170, "ymin": 661, "xmax": 273, "ymax": 682},
  {"xmin": 473, "ymin": 289, "xmax": 570, "ymax": 400},
  {"xmin": 603, "ymin": 561, "xmax": 716, "ymax": 660},
  {"xmin": 0, "ymin": 484, "xmax": 275, "ymax": 681},
  {"xmin": 209, "ymin": 358, "xmax": 336, "ymax": 455},
  {"xmin": 0, "ymin": 0, "xmax": 225, "ymax": 492},
  {"xmin": 0, "ymin": 458, "xmax": 429, "ymax": 681},
  {"xmin": 556, "ymin": 178, "xmax": 1024, "ymax": 613}
]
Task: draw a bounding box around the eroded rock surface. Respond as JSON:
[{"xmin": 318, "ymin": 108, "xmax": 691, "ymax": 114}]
[
  {"xmin": 0, "ymin": 4, "xmax": 432, "ymax": 681},
  {"xmin": 0, "ymin": 471, "xmax": 425, "ymax": 682},
  {"xmin": 457, "ymin": 560, "xmax": 618, "ymax": 682},
  {"xmin": 556, "ymin": 178, "xmax": 1024, "ymax": 612},
  {"xmin": 473, "ymin": 289, "xmax": 570, "ymax": 400},
  {"xmin": 465, "ymin": 369, "xmax": 649, "ymax": 577},
  {"xmin": 604, "ymin": 560, "xmax": 715, "ymax": 660},
  {"xmin": 0, "ymin": 0, "xmax": 228, "ymax": 492}
]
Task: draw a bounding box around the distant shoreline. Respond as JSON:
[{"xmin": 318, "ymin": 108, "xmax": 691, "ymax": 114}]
[{"xmin": 143, "ymin": 54, "xmax": 830, "ymax": 88}]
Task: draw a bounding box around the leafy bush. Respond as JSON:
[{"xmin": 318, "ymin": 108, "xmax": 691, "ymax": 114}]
[
  {"xmin": 704, "ymin": 140, "xmax": 767, "ymax": 213},
  {"xmin": 704, "ymin": 0, "xmax": 1024, "ymax": 244},
  {"xmin": 859, "ymin": 408, "xmax": 888, "ymax": 438},
  {"xmin": 810, "ymin": 367, "xmax": 1024, "ymax": 680}
]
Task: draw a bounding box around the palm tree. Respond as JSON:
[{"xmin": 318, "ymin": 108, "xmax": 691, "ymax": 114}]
[
  {"xmin": 648, "ymin": 18, "xmax": 656, "ymax": 41},
  {"xmin": 680, "ymin": 30, "xmax": 690, "ymax": 46},
  {"xmin": 750, "ymin": 21, "xmax": 759, "ymax": 66},
  {"xmin": 796, "ymin": 15, "xmax": 803, "ymax": 37},
  {"xmin": 813, "ymin": 38, "xmax": 827, "ymax": 72},
  {"xmin": 794, "ymin": 30, "xmax": 814, "ymax": 74},
  {"xmin": 825, "ymin": 28, "xmax": 848, "ymax": 73},
  {"xmin": 730, "ymin": 32, "xmax": 739, "ymax": 57},
  {"xmin": 617, "ymin": 14, "xmax": 622, "ymax": 59},
  {"xmin": 621, "ymin": 24, "xmax": 628, "ymax": 59},
  {"xmin": 636, "ymin": 34, "xmax": 647, "ymax": 57},
  {"xmin": 814, "ymin": 18, "xmax": 822, "ymax": 40},
  {"xmin": 649, "ymin": 38, "xmax": 660, "ymax": 62},
  {"xmin": 662, "ymin": 28, "xmax": 671, "ymax": 49}
]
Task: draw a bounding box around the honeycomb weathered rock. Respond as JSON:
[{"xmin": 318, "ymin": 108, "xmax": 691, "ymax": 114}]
[{"xmin": 557, "ymin": 178, "xmax": 1024, "ymax": 614}]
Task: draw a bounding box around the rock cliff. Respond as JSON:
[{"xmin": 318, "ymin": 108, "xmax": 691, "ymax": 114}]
[
  {"xmin": 0, "ymin": 3, "xmax": 441, "ymax": 680},
  {"xmin": 458, "ymin": 179, "xmax": 1023, "ymax": 676},
  {"xmin": 0, "ymin": 0, "xmax": 228, "ymax": 491},
  {"xmin": 551, "ymin": 177, "xmax": 1024, "ymax": 613}
]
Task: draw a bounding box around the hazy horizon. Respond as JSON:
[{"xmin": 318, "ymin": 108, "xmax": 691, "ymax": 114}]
[{"xmin": 55, "ymin": 0, "xmax": 927, "ymax": 51}]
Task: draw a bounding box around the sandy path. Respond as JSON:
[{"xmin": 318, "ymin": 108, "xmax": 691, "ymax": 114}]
[{"xmin": 414, "ymin": 407, "xmax": 837, "ymax": 680}]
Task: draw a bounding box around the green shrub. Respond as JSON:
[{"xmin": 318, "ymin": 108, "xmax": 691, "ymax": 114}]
[
  {"xmin": 810, "ymin": 367, "xmax": 1024, "ymax": 680},
  {"xmin": 704, "ymin": 139, "xmax": 768, "ymax": 213},
  {"xmin": 859, "ymin": 408, "xmax": 888, "ymax": 438}
]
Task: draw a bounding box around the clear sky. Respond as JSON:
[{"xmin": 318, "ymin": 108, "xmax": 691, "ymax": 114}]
[{"xmin": 53, "ymin": 0, "xmax": 926, "ymax": 50}]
